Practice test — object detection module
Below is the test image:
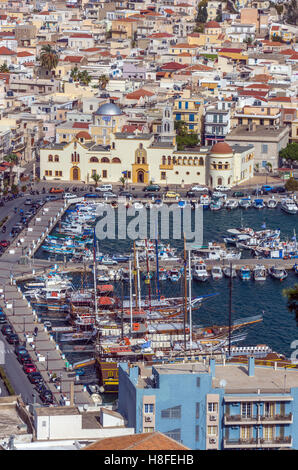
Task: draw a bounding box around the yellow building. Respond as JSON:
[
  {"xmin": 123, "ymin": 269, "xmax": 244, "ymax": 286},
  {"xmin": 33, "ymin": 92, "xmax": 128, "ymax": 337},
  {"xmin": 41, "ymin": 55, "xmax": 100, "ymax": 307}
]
[
  {"xmin": 173, "ymin": 97, "xmax": 204, "ymax": 136},
  {"xmin": 111, "ymin": 18, "xmax": 137, "ymax": 40},
  {"xmin": 231, "ymin": 106, "xmax": 281, "ymax": 128}
]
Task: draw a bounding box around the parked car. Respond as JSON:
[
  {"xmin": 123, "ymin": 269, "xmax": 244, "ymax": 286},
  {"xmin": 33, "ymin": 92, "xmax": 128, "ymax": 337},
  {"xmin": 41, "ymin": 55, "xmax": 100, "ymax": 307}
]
[
  {"xmin": 24, "ymin": 198, "xmax": 33, "ymax": 205},
  {"xmin": 1, "ymin": 325, "xmax": 12, "ymax": 336},
  {"xmin": 143, "ymin": 184, "xmax": 160, "ymax": 192},
  {"xmin": 95, "ymin": 184, "xmax": 113, "ymax": 192},
  {"xmin": 15, "ymin": 345, "xmax": 27, "ymax": 355},
  {"xmin": 215, "ymin": 185, "xmax": 229, "ymax": 192},
  {"xmin": 0, "ymin": 313, "xmax": 6, "ymax": 324},
  {"xmin": 49, "ymin": 187, "xmax": 64, "ymax": 193},
  {"xmin": 119, "ymin": 191, "xmax": 133, "ymax": 198},
  {"xmin": 261, "ymin": 185, "xmax": 273, "ymax": 192},
  {"xmin": 6, "ymin": 333, "xmax": 19, "ymax": 345},
  {"xmin": 232, "ymin": 191, "xmax": 246, "ymax": 198},
  {"xmin": 64, "ymin": 193, "xmax": 78, "ymax": 199},
  {"xmin": 84, "ymin": 193, "xmax": 98, "ymax": 199},
  {"xmin": 191, "ymin": 185, "xmax": 208, "ymax": 192},
  {"xmin": 18, "ymin": 352, "xmax": 32, "ymax": 364},
  {"xmin": 165, "ymin": 191, "xmax": 180, "ymax": 199},
  {"xmin": 45, "ymin": 195, "xmax": 58, "ymax": 201},
  {"xmin": 103, "ymin": 191, "xmax": 117, "ymax": 198},
  {"xmin": 186, "ymin": 191, "xmax": 196, "ymax": 198},
  {"xmin": 272, "ymin": 186, "xmax": 286, "ymax": 193},
  {"xmin": 27, "ymin": 372, "xmax": 43, "ymax": 384},
  {"xmin": 23, "ymin": 363, "xmax": 37, "ymax": 374}
]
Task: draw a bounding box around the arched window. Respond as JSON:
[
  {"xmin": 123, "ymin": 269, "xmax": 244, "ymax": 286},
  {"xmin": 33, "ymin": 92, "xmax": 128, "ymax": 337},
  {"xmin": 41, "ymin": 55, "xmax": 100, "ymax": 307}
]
[
  {"xmin": 188, "ymin": 157, "xmax": 193, "ymax": 166},
  {"xmin": 199, "ymin": 157, "xmax": 204, "ymax": 166},
  {"xmin": 183, "ymin": 157, "xmax": 187, "ymax": 166},
  {"xmin": 167, "ymin": 156, "xmax": 171, "ymax": 165},
  {"xmin": 90, "ymin": 157, "xmax": 99, "ymax": 163},
  {"xmin": 112, "ymin": 157, "xmax": 121, "ymax": 163},
  {"xmin": 48, "ymin": 154, "xmax": 53, "ymax": 162},
  {"xmin": 101, "ymin": 157, "xmax": 110, "ymax": 163},
  {"xmin": 193, "ymin": 157, "xmax": 198, "ymax": 166},
  {"xmin": 162, "ymin": 155, "xmax": 166, "ymax": 165},
  {"xmin": 54, "ymin": 155, "xmax": 59, "ymax": 162},
  {"xmin": 228, "ymin": 176, "xmax": 231, "ymax": 185},
  {"xmin": 218, "ymin": 161, "xmax": 223, "ymax": 170},
  {"xmin": 217, "ymin": 177, "xmax": 223, "ymax": 186}
]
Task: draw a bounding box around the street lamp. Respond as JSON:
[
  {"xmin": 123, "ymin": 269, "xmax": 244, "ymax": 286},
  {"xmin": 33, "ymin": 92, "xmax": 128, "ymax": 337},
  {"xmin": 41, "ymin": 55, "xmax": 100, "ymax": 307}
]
[{"xmin": 46, "ymin": 352, "xmax": 49, "ymax": 371}]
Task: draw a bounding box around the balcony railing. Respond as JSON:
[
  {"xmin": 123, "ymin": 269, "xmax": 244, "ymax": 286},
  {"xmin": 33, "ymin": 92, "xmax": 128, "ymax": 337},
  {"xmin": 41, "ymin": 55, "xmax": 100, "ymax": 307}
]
[
  {"xmin": 225, "ymin": 413, "xmax": 293, "ymax": 424},
  {"xmin": 224, "ymin": 436, "xmax": 292, "ymax": 448}
]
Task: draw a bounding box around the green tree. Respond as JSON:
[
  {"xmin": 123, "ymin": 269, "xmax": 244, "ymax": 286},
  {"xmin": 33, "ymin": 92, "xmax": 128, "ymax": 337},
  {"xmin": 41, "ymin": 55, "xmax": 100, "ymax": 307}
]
[
  {"xmin": 174, "ymin": 121, "xmax": 199, "ymax": 151},
  {"xmin": 196, "ymin": 1, "xmax": 208, "ymax": 23},
  {"xmin": 283, "ymin": 284, "xmax": 298, "ymax": 320},
  {"xmin": 98, "ymin": 74, "xmax": 109, "ymax": 90},
  {"xmin": 78, "ymin": 70, "xmax": 92, "ymax": 86},
  {"xmin": 39, "ymin": 44, "xmax": 59, "ymax": 72},
  {"xmin": 280, "ymin": 142, "xmax": 298, "ymax": 162},
  {"xmin": 70, "ymin": 66, "xmax": 80, "ymax": 82},
  {"xmin": 3, "ymin": 153, "xmax": 18, "ymax": 187},
  {"xmin": 91, "ymin": 173, "xmax": 101, "ymax": 187},
  {"xmin": 0, "ymin": 63, "xmax": 9, "ymax": 73}
]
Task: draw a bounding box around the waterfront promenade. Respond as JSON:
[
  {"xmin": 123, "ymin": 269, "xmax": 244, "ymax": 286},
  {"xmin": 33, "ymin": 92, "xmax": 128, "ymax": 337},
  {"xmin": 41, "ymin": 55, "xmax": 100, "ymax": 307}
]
[{"xmin": 0, "ymin": 199, "xmax": 94, "ymax": 406}]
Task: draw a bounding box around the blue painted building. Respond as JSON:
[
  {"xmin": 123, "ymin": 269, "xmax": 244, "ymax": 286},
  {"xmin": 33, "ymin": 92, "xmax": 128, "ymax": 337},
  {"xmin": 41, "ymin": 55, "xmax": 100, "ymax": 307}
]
[{"xmin": 118, "ymin": 357, "xmax": 298, "ymax": 450}]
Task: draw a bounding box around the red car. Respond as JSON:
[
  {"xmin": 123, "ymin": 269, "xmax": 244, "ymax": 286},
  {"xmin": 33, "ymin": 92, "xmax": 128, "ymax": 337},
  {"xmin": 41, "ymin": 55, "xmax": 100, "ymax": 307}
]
[
  {"xmin": 49, "ymin": 187, "xmax": 64, "ymax": 193},
  {"xmin": 23, "ymin": 363, "xmax": 37, "ymax": 374},
  {"xmin": 0, "ymin": 240, "xmax": 10, "ymax": 247}
]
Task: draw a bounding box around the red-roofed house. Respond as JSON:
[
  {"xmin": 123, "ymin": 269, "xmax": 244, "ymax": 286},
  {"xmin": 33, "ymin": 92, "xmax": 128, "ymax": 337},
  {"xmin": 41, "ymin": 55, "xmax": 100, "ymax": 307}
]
[
  {"xmin": 125, "ymin": 88, "xmax": 155, "ymax": 105},
  {"xmin": 16, "ymin": 50, "xmax": 36, "ymax": 65},
  {"xmin": 0, "ymin": 46, "xmax": 16, "ymax": 66},
  {"xmin": 68, "ymin": 34, "xmax": 94, "ymax": 50},
  {"xmin": 63, "ymin": 56, "xmax": 87, "ymax": 65}
]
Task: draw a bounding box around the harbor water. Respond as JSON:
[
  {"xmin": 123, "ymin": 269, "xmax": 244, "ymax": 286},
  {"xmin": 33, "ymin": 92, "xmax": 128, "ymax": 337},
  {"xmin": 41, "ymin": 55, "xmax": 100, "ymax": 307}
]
[{"xmin": 33, "ymin": 205, "xmax": 298, "ymax": 362}]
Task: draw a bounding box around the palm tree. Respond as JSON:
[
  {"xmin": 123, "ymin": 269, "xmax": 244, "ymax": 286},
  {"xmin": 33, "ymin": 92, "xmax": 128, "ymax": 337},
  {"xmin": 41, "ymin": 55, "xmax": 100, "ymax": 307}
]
[
  {"xmin": 91, "ymin": 173, "xmax": 101, "ymax": 187},
  {"xmin": 120, "ymin": 175, "xmax": 126, "ymax": 188},
  {"xmin": 39, "ymin": 44, "xmax": 59, "ymax": 72},
  {"xmin": 98, "ymin": 74, "xmax": 109, "ymax": 90},
  {"xmin": 79, "ymin": 70, "xmax": 92, "ymax": 86},
  {"xmin": 4, "ymin": 152, "xmax": 19, "ymax": 187},
  {"xmin": 70, "ymin": 66, "xmax": 80, "ymax": 82}
]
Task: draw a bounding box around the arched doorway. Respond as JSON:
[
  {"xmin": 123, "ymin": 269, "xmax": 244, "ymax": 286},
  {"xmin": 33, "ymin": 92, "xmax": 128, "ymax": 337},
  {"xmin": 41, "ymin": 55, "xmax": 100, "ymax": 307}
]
[
  {"xmin": 137, "ymin": 170, "xmax": 145, "ymax": 183},
  {"xmin": 71, "ymin": 166, "xmax": 80, "ymax": 181},
  {"xmin": 217, "ymin": 177, "xmax": 223, "ymax": 186}
]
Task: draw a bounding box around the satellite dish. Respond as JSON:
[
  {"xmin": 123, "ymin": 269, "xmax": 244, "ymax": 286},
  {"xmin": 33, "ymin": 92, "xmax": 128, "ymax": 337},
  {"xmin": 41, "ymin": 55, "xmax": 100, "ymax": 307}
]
[{"xmin": 219, "ymin": 379, "xmax": 227, "ymax": 388}]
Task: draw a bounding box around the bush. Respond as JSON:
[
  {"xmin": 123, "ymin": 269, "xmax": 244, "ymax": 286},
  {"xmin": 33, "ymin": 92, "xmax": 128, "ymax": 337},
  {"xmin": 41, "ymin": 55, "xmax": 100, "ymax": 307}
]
[
  {"xmin": 0, "ymin": 367, "xmax": 15, "ymax": 395},
  {"xmin": 285, "ymin": 177, "xmax": 298, "ymax": 192}
]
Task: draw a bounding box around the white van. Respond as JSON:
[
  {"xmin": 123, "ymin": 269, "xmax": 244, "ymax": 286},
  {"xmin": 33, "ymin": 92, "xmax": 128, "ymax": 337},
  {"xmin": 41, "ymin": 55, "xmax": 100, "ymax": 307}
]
[{"xmin": 95, "ymin": 184, "xmax": 113, "ymax": 192}]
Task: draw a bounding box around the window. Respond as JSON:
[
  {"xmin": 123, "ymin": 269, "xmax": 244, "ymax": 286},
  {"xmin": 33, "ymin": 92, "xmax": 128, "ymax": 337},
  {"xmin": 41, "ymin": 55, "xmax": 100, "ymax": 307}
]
[
  {"xmin": 261, "ymin": 144, "xmax": 268, "ymax": 154},
  {"xmin": 102, "ymin": 170, "xmax": 107, "ymax": 178},
  {"xmin": 241, "ymin": 402, "xmax": 252, "ymax": 418},
  {"xmin": 161, "ymin": 171, "xmax": 166, "ymax": 180},
  {"xmin": 164, "ymin": 429, "xmax": 181, "ymax": 442},
  {"xmin": 195, "ymin": 425, "xmax": 199, "ymax": 441},
  {"xmin": 144, "ymin": 427, "xmax": 154, "ymax": 433},
  {"xmin": 55, "ymin": 171, "xmax": 62, "ymax": 177},
  {"xmin": 161, "ymin": 406, "xmax": 181, "ymax": 419},
  {"xmin": 48, "ymin": 155, "xmax": 53, "ymax": 162},
  {"xmin": 42, "ymin": 421, "xmax": 47, "ymax": 427},
  {"xmin": 196, "ymin": 403, "xmax": 200, "ymax": 419},
  {"xmin": 196, "ymin": 378, "xmax": 200, "ymax": 387},
  {"xmin": 207, "ymin": 426, "xmax": 217, "ymax": 436},
  {"xmin": 54, "ymin": 155, "xmax": 59, "ymax": 162},
  {"xmin": 208, "ymin": 403, "xmax": 218, "ymax": 413},
  {"xmin": 144, "ymin": 404, "xmax": 154, "ymax": 413},
  {"xmin": 112, "ymin": 157, "xmax": 121, "ymax": 163},
  {"xmin": 90, "ymin": 157, "xmax": 99, "ymax": 163}
]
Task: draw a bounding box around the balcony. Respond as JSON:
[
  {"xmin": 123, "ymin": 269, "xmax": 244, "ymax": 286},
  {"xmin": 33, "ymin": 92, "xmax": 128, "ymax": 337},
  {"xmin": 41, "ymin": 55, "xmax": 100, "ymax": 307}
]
[
  {"xmin": 225, "ymin": 413, "xmax": 293, "ymax": 425},
  {"xmin": 224, "ymin": 436, "xmax": 292, "ymax": 449},
  {"xmin": 160, "ymin": 164, "xmax": 173, "ymax": 170}
]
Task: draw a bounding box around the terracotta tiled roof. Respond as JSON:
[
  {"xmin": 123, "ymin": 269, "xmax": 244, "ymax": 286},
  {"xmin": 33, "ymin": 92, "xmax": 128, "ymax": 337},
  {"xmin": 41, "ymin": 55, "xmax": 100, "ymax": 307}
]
[
  {"xmin": 76, "ymin": 131, "xmax": 91, "ymax": 139},
  {"xmin": 269, "ymin": 96, "xmax": 292, "ymax": 102},
  {"xmin": 0, "ymin": 46, "xmax": 16, "ymax": 55},
  {"xmin": 83, "ymin": 432, "xmax": 189, "ymax": 451},
  {"xmin": 148, "ymin": 32, "xmax": 174, "ymax": 39},
  {"xmin": 72, "ymin": 122, "xmax": 90, "ymax": 129},
  {"xmin": 160, "ymin": 62, "xmax": 188, "ymax": 70},
  {"xmin": 63, "ymin": 56, "xmax": 84, "ymax": 63},
  {"xmin": 205, "ymin": 20, "xmax": 220, "ymax": 28},
  {"xmin": 125, "ymin": 88, "xmax": 155, "ymax": 99},
  {"xmin": 17, "ymin": 51, "xmax": 34, "ymax": 57}
]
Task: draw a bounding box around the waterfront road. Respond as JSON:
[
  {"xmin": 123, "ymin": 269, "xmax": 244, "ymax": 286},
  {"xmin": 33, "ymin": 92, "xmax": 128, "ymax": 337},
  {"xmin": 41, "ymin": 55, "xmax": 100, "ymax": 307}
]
[{"xmin": 0, "ymin": 330, "xmax": 41, "ymax": 405}]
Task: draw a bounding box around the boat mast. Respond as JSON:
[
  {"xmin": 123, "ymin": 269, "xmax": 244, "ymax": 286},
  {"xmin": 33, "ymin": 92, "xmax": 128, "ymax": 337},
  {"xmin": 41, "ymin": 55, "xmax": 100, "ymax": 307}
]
[
  {"xmin": 155, "ymin": 239, "xmax": 160, "ymax": 302},
  {"xmin": 129, "ymin": 259, "xmax": 133, "ymax": 334},
  {"xmin": 228, "ymin": 261, "xmax": 232, "ymax": 356},
  {"xmin": 93, "ymin": 228, "xmax": 98, "ymax": 323},
  {"xmin": 136, "ymin": 250, "xmax": 141, "ymax": 309},
  {"xmin": 145, "ymin": 239, "xmax": 152, "ymax": 314},
  {"xmin": 188, "ymin": 249, "xmax": 192, "ymax": 350},
  {"xmin": 183, "ymin": 234, "xmax": 187, "ymax": 351},
  {"xmin": 133, "ymin": 242, "xmax": 138, "ymax": 309}
]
